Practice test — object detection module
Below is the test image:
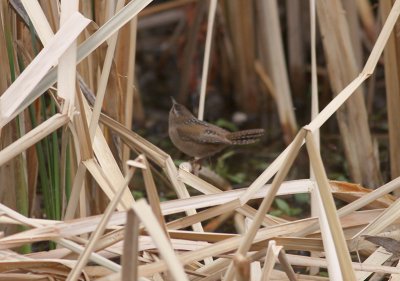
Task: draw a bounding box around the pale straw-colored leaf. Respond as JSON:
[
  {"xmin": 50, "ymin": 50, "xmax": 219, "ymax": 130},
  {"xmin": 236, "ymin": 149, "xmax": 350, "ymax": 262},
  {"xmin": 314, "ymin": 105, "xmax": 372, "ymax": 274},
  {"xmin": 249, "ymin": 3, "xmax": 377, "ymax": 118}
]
[
  {"xmin": 66, "ymin": 164, "xmax": 135, "ymax": 280},
  {"xmin": 20, "ymin": 0, "xmax": 54, "ymax": 45},
  {"xmin": 256, "ymin": 0, "xmax": 297, "ymax": 140},
  {"xmin": 363, "ymin": 0, "xmax": 400, "ymax": 74},
  {"xmin": 0, "ymin": 203, "xmax": 120, "ymax": 271},
  {"xmin": 313, "ymin": 185, "xmax": 343, "ymax": 280},
  {"xmin": 166, "ymin": 199, "xmax": 240, "ymax": 230},
  {"xmin": 133, "ymin": 200, "xmax": 189, "ymax": 281},
  {"xmin": 140, "ymin": 155, "xmax": 168, "ymax": 235},
  {"xmin": 277, "ymin": 249, "xmax": 297, "ymax": 281},
  {"xmin": 0, "ymin": 12, "xmax": 90, "ymax": 126},
  {"xmin": 120, "ymin": 16, "xmax": 138, "ymax": 173},
  {"xmin": 355, "ymin": 197, "xmax": 400, "ymax": 238},
  {"xmin": 83, "ymin": 98, "xmax": 134, "ymax": 210},
  {"xmin": 306, "ymin": 132, "xmax": 355, "ymax": 280},
  {"xmin": 57, "ymin": 0, "xmax": 79, "ymax": 109},
  {"xmin": 88, "ymin": 0, "xmax": 125, "ymax": 141},
  {"xmin": 139, "ymin": 218, "xmax": 316, "ymax": 278},
  {"xmin": 101, "ymin": 112, "xmax": 202, "ymax": 229},
  {"xmin": 27, "ymin": 0, "xmax": 153, "ymax": 117},
  {"xmin": 355, "ymin": 247, "xmax": 392, "ymax": 281},
  {"xmin": 63, "ymin": 162, "xmax": 87, "ymax": 220},
  {"xmin": 223, "ymin": 129, "xmax": 306, "ymax": 281},
  {"xmin": 197, "ymin": 0, "xmax": 217, "ymax": 121},
  {"xmin": 0, "ymin": 114, "xmax": 68, "ymax": 167},
  {"xmin": 100, "ymin": 113, "xmax": 169, "ymax": 165},
  {"xmin": 285, "ymin": 253, "xmax": 400, "ymax": 275},
  {"xmin": 296, "ymin": 176, "xmax": 400, "ymax": 237},
  {"xmin": 260, "ymin": 241, "xmax": 280, "ymax": 281}
]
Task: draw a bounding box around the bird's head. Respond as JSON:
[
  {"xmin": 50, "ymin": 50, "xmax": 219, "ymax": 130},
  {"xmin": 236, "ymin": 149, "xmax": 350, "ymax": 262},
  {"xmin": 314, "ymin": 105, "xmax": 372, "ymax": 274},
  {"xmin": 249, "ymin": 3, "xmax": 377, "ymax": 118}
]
[{"xmin": 170, "ymin": 97, "xmax": 193, "ymax": 118}]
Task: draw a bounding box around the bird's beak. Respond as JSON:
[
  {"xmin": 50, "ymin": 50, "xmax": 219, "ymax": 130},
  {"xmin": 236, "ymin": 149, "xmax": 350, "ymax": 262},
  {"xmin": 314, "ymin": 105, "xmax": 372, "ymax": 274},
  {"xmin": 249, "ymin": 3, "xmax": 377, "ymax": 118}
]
[{"xmin": 170, "ymin": 96, "xmax": 177, "ymax": 105}]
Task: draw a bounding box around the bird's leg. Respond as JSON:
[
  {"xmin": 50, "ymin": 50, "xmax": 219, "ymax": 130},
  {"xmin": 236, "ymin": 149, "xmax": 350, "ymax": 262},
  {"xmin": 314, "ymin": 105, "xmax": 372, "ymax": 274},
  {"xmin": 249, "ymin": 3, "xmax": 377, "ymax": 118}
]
[{"xmin": 190, "ymin": 157, "xmax": 203, "ymax": 176}]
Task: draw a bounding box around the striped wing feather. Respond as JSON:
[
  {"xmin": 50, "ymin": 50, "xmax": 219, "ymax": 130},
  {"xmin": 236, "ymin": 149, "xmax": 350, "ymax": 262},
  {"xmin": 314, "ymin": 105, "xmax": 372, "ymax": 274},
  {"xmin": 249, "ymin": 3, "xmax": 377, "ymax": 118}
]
[{"xmin": 176, "ymin": 123, "xmax": 231, "ymax": 144}]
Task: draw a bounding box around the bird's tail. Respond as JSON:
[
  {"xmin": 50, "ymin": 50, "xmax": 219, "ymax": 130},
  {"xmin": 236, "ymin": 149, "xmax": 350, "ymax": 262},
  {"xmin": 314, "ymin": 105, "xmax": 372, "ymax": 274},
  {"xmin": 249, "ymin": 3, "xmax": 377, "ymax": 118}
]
[{"xmin": 227, "ymin": 129, "xmax": 265, "ymax": 145}]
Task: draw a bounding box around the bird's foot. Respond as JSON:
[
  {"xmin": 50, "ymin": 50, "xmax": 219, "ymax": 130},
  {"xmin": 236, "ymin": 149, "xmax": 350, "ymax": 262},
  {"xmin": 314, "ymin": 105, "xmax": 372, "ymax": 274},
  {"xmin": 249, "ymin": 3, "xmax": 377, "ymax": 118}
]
[{"xmin": 190, "ymin": 158, "xmax": 203, "ymax": 176}]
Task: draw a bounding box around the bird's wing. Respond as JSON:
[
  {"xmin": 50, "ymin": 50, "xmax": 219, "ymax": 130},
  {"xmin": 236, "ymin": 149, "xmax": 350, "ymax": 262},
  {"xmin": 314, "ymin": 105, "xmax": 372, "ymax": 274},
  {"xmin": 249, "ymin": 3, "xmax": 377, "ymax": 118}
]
[{"xmin": 176, "ymin": 123, "xmax": 231, "ymax": 144}]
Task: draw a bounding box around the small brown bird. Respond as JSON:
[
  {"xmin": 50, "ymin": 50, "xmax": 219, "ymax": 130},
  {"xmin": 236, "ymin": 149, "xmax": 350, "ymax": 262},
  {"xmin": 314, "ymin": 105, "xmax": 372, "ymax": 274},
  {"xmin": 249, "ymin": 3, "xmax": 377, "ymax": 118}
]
[{"xmin": 169, "ymin": 98, "xmax": 265, "ymax": 159}]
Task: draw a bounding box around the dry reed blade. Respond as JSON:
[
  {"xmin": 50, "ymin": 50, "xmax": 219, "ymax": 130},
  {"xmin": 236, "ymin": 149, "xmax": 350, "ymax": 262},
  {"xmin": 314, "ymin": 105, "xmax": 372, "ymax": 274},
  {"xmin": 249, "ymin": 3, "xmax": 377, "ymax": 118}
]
[
  {"xmin": 99, "ymin": 114, "xmax": 204, "ymax": 231},
  {"xmin": 20, "ymin": 0, "xmax": 54, "ymax": 45},
  {"xmin": 284, "ymin": 254, "xmax": 400, "ymax": 275},
  {"xmin": 82, "ymin": 98, "xmax": 134, "ymax": 210},
  {"xmin": 2, "ymin": 0, "xmax": 400, "ymax": 279},
  {"xmin": 121, "ymin": 209, "xmax": 140, "ymax": 281},
  {"xmin": 140, "ymin": 155, "xmax": 168, "ymax": 236},
  {"xmin": 254, "ymin": 60, "xmax": 276, "ymax": 100},
  {"xmin": 0, "ymin": 12, "xmax": 90, "ymax": 127},
  {"xmin": 0, "ymin": 203, "xmax": 120, "ymax": 271},
  {"xmin": 296, "ymin": 176, "xmax": 400, "ymax": 237},
  {"xmin": 355, "ymin": 196, "xmax": 400, "ymax": 238},
  {"xmin": 66, "ymin": 163, "xmax": 135, "ymax": 280},
  {"xmin": 83, "ymin": 159, "xmax": 129, "ymax": 209},
  {"xmin": 57, "ymin": 0, "xmax": 79, "ymax": 112},
  {"xmin": 0, "ymin": 114, "xmax": 68, "ymax": 167},
  {"xmin": 225, "ymin": 0, "xmax": 259, "ymax": 111},
  {"xmin": 99, "ymin": 113, "xmax": 169, "ymax": 165},
  {"xmin": 63, "ymin": 162, "xmax": 86, "ymax": 220},
  {"xmin": 166, "ymin": 199, "xmax": 240, "ymax": 230},
  {"xmin": 286, "ymin": 0, "xmax": 306, "ymax": 98},
  {"xmin": 356, "ymin": 0, "xmax": 377, "ymax": 43},
  {"xmin": 17, "ymin": 0, "xmax": 153, "ymax": 124},
  {"xmin": 88, "ymin": 0, "xmax": 125, "ymax": 142},
  {"xmin": 277, "ymin": 249, "xmax": 298, "ymax": 281},
  {"xmin": 260, "ymin": 240, "xmax": 281, "ymax": 281},
  {"xmin": 138, "ymin": 218, "xmax": 316, "ymax": 278},
  {"xmin": 306, "ymin": 132, "xmax": 355, "ymax": 280},
  {"xmin": 355, "ymin": 246, "xmax": 392, "ymax": 280},
  {"xmin": 239, "ymin": 137, "xmax": 305, "ymax": 204},
  {"xmin": 134, "ymin": 200, "xmax": 190, "ymax": 281},
  {"xmin": 223, "ymin": 130, "xmax": 306, "ymax": 281},
  {"xmin": 118, "ymin": 15, "xmax": 138, "ymax": 173}
]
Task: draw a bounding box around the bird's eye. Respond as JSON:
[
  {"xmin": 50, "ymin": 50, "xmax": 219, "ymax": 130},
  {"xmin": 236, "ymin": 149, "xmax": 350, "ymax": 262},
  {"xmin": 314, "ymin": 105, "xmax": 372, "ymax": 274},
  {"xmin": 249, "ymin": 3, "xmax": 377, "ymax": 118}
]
[{"xmin": 173, "ymin": 106, "xmax": 180, "ymax": 116}]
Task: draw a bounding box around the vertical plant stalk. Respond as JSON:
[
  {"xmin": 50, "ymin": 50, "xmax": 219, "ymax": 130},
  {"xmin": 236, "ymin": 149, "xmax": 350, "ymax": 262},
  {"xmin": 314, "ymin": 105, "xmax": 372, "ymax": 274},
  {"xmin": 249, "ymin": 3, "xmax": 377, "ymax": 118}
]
[
  {"xmin": 225, "ymin": 0, "xmax": 259, "ymax": 111},
  {"xmin": 28, "ymin": 106, "xmax": 52, "ymax": 220},
  {"xmin": 198, "ymin": 0, "xmax": 217, "ymax": 121},
  {"xmin": 49, "ymin": 101, "xmax": 61, "ymax": 220},
  {"xmin": 316, "ymin": 0, "xmax": 382, "ymax": 187},
  {"xmin": 257, "ymin": 0, "xmax": 298, "ymax": 143},
  {"xmin": 342, "ymin": 1, "xmax": 363, "ymax": 67},
  {"xmin": 177, "ymin": 1, "xmax": 207, "ymax": 102},
  {"xmin": 309, "ymin": 0, "xmax": 319, "ymax": 274},
  {"xmin": 286, "ymin": 0, "xmax": 306, "ymax": 96},
  {"xmin": 122, "ymin": 16, "xmax": 138, "ymax": 173},
  {"xmin": 88, "ymin": 0, "xmax": 125, "ymax": 142},
  {"xmin": 121, "ymin": 208, "xmax": 140, "ymax": 281},
  {"xmin": 380, "ymin": 0, "xmax": 400, "ymax": 182},
  {"xmin": 3, "ymin": 9, "xmax": 30, "ymax": 251}
]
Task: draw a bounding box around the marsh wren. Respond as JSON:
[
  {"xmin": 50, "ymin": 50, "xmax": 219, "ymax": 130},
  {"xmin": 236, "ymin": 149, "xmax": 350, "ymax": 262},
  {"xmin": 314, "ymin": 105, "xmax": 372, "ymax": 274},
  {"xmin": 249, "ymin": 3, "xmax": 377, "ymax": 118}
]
[{"xmin": 168, "ymin": 98, "xmax": 264, "ymax": 159}]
